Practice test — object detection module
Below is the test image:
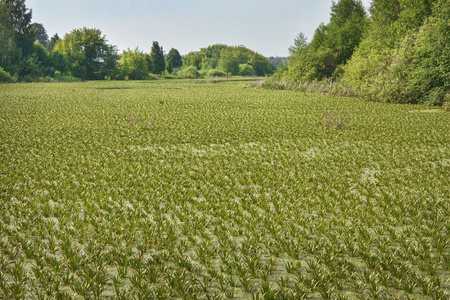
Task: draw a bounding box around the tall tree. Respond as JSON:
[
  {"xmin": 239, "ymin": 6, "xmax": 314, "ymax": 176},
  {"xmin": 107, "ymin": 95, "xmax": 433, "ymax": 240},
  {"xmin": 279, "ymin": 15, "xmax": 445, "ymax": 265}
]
[
  {"xmin": 218, "ymin": 48, "xmax": 239, "ymax": 77},
  {"xmin": 322, "ymin": 0, "xmax": 367, "ymax": 66},
  {"xmin": 119, "ymin": 47, "xmax": 148, "ymax": 80},
  {"xmin": 0, "ymin": 1, "xmax": 20, "ymax": 74},
  {"xmin": 46, "ymin": 33, "xmax": 60, "ymax": 52},
  {"xmin": 53, "ymin": 27, "xmax": 118, "ymax": 79},
  {"xmin": 149, "ymin": 41, "xmax": 165, "ymax": 74},
  {"xmin": 30, "ymin": 22, "xmax": 48, "ymax": 45},
  {"xmin": 288, "ymin": 33, "xmax": 308, "ymax": 57},
  {"xmin": 166, "ymin": 48, "xmax": 182, "ymax": 69},
  {"xmin": 3, "ymin": 0, "xmax": 34, "ymax": 56},
  {"xmin": 285, "ymin": 0, "xmax": 367, "ymax": 81}
]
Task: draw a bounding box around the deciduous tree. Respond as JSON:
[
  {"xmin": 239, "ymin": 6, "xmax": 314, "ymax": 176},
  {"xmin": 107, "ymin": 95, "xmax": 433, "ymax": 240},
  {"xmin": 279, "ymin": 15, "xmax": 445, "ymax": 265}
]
[
  {"xmin": 46, "ymin": 33, "xmax": 60, "ymax": 52},
  {"xmin": 53, "ymin": 27, "xmax": 118, "ymax": 79},
  {"xmin": 0, "ymin": 1, "xmax": 20, "ymax": 75},
  {"xmin": 219, "ymin": 48, "xmax": 239, "ymax": 77},
  {"xmin": 166, "ymin": 48, "xmax": 182, "ymax": 69},
  {"xmin": 119, "ymin": 47, "xmax": 148, "ymax": 80},
  {"xmin": 284, "ymin": 0, "xmax": 367, "ymax": 81},
  {"xmin": 30, "ymin": 22, "xmax": 48, "ymax": 45},
  {"xmin": 3, "ymin": 0, "xmax": 34, "ymax": 56},
  {"xmin": 183, "ymin": 44, "xmax": 273, "ymax": 76}
]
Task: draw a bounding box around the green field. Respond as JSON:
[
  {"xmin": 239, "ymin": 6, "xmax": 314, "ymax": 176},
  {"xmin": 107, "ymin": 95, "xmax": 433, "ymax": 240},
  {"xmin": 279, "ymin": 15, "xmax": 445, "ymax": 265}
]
[{"xmin": 0, "ymin": 80, "xmax": 449, "ymax": 299}]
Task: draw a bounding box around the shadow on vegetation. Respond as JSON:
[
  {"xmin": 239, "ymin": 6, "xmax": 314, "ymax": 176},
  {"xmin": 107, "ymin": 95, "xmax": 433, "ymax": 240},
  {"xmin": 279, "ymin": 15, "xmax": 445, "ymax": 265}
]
[
  {"xmin": 94, "ymin": 87, "xmax": 133, "ymax": 90},
  {"xmin": 193, "ymin": 78, "xmax": 259, "ymax": 84}
]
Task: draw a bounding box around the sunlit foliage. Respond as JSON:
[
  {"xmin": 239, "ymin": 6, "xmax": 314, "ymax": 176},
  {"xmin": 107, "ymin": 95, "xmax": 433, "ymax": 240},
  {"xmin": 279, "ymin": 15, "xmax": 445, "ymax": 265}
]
[{"xmin": 0, "ymin": 80, "xmax": 449, "ymax": 299}]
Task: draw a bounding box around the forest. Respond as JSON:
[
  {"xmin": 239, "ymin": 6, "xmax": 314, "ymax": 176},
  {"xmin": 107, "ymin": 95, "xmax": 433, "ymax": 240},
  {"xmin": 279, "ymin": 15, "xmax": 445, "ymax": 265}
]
[
  {"xmin": 1, "ymin": 0, "xmax": 449, "ymax": 105},
  {"xmin": 275, "ymin": 0, "xmax": 449, "ymax": 106},
  {"xmin": 0, "ymin": 0, "xmax": 274, "ymax": 82}
]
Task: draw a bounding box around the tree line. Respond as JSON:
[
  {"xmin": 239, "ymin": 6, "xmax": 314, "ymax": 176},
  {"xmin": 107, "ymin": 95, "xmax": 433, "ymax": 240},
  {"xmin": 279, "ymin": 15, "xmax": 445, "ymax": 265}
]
[
  {"xmin": 182, "ymin": 44, "xmax": 274, "ymax": 77},
  {"xmin": 0, "ymin": 0, "xmax": 184, "ymax": 81},
  {"xmin": 277, "ymin": 0, "xmax": 449, "ymax": 105},
  {"xmin": 2, "ymin": 0, "xmax": 447, "ymax": 106},
  {"xmin": 0, "ymin": 0, "xmax": 274, "ymax": 82}
]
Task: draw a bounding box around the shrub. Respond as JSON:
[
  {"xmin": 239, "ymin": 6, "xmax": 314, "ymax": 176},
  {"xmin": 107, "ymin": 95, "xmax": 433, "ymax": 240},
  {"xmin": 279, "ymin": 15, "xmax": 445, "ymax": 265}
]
[
  {"xmin": 253, "ymin": 78, "xmax": 356, "ymax": 97},
  {"xmin": 53, "ymin": 71, "xmax": 80, "ymax": 82},
  {"xmin": 147, "ymin": 74, "xmax": 158, "ymax": 80},
  {"xmin": 0, "ymin": 67, "xmax": 15, "ymax": 83},
  {"xmin": 442, "ymin": 92, "xmax": 450, "ymax": 111},
  {"xmin": 207, "ymin": 69, "xmax": 226, "ymax": 77},
  {"xmin": 239, "ymin": 64, "xmax": 256, "ymax": 76},
  {"xmin": 178, "ymin": 66, "xmax": 201, "ymax": 79}
]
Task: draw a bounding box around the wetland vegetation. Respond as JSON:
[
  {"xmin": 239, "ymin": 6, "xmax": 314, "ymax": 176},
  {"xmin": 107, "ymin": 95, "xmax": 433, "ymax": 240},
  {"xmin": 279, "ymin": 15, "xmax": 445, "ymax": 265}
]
[{"xmin": 1, "ymin": 80, "xmax": 449, "ymax": 299}]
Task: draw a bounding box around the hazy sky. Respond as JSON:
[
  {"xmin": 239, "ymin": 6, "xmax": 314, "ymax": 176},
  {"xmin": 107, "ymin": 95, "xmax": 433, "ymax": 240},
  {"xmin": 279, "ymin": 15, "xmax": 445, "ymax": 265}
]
[{"xmin": 26, "ymin": 0, "xmax": 372, "ymax": 57}]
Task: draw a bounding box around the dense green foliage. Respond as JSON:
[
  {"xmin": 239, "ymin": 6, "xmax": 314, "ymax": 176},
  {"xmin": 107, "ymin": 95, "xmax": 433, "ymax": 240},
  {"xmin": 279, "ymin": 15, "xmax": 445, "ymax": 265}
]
[
  {"xmin": 20, "ymin": 42, "xmax": 54, "ymax": 79},
  {"xmin": 1, "ymin": 81, "xmax": 449, "ymax": 299},
  {"xmin": 0, "ymin": 0, "xmax": 33, "ymax": 77},
  {"xmin": 119, "ymin": 48, "xmax": 149, "ymax": 80},
  {"xmin": 343, "ymin": 0, "xmax": 449, "ymax": 105},
  {"xmin": 1, "ymin": 0, "xmax": 273, "ymax": 81},
  {"xmin": 45, "ymin": 33, "xmax": 60, "ymax": 52},
  {"xmin": 166, "ymin": 48, "xmax": 183, "ymax": 70},
  {"xmin": 30, "ymin": 22, "xmax": 48, "ymax": 46},
  {"xmin": 283, "ymin": 0, "xmax": 367, "ymax": 81},
  {"xmin": 2, "ymin": 0, "xmax": 33, "ymax": 56},
  {"xmin": 177, "ymin": 65, "xmax": 201, "ymax": 79},
  {"xmin": 0, "ymin": 0, "xmax": 61, "ymax": 81},
  {"xmin": 183, "ymin": 44, "xmax": 274, "ymax": 76},
  {"xmin": 53, "ymin": 27, "xmax": 119, "ymax": 80},
  {"xmin": 0, "ymin": 66, "xmax": 14, "ymax": 82},
  {"xmin": 149, "ymin": 41, "xmax": 165, "ymax": 75},
  {"xmin": 281, "ymin": 0, "xmax": 448, "ymax": 105},
  {"xmin": 239, "ymin": 63, "xmax": 256, "ymax": 76}
]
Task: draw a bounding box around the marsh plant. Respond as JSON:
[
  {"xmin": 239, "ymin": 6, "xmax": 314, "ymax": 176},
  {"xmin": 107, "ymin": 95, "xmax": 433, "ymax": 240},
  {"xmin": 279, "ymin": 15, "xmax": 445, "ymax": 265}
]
[
  {"xmin": 0, "ymin": 80, "xmax": 449, "ymax": 299},
  {"xmin": 252, "ymin": 78, "xmax": 356, "ymax": 97},
  {"xmin": 324, "ymin": 111, "xmax": 350, "ymax": 130}
]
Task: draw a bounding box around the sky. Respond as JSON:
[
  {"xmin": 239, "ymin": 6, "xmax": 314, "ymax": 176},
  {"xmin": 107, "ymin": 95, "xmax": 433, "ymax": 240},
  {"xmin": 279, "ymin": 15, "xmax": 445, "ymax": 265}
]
[{"xmin": 26, "ymin": 0, "xmax": 372, "ymax": 57}]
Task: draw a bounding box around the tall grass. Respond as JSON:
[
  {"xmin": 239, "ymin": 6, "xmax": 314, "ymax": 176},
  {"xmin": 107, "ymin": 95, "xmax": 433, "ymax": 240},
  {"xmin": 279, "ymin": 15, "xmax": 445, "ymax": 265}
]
[{"xmin": 252, "ymin": 78, "xmax": 357, "ymax": 97}]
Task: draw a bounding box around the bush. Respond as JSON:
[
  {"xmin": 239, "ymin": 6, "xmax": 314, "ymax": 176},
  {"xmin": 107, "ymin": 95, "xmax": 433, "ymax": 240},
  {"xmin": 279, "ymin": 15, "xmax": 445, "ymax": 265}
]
[
  {"xmin": 239, "ymin": 64, "xmax": 256, "ymax": 76},
  {"xmin": 443, "ymin": 92, "xmax": 450, "ymax": 111},
  {"xmin": 207, "ymin": 69, "xmax": 226, "ymax": 77},
  {"xmin": 178, "ymin": 66, "xmax": 201, "ymax": 79},
  {"xmin": 160, "ymin": 73, "xmax": 180, "ymax": 80},
  {"xmin": 0, "ymin": 67, "xmax": 15, "ymax": 83},
  {"xmin": 253, "ymin": 78, "xmax": 356, "ymax": 97},
  {"xmin": 53, "ymin": 71, "xmax": 80, "ymax": 82},
  {"xmin": 199, "ymin": 69, "xmax": 209, "ymax": 77}
]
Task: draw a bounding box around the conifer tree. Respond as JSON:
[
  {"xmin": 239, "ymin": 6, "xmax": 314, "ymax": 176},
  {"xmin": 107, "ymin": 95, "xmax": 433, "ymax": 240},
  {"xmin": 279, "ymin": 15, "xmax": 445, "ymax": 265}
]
[{"xmin": 150, "ymin": 41, "xmax": 165, "ymax": 74}]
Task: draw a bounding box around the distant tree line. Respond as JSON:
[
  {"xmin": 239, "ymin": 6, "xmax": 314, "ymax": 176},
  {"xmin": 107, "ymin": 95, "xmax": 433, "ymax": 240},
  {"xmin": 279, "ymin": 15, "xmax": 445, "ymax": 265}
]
[
  {"xmin": 0, "ymin": 0, "xmax": 274, "ymax": 82},
  {"xmin": 182, "ymin": 44, "xmax": 274, "ymax": 77},
  {"xmin": 278, "ymin": 0, "xmax": 449, "ymax": 105}
]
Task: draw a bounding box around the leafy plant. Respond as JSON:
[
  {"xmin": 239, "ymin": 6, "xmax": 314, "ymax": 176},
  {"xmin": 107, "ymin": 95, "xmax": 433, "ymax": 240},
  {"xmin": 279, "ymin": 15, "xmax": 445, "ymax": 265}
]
[{"xmin": 0, "ymin": 79, "xmax": 448, "ymax": 298}]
